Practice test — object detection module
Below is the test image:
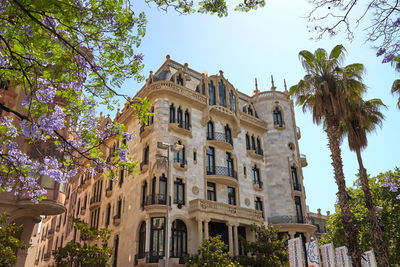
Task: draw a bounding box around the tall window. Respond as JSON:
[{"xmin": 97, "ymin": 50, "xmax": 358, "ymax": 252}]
[
  {"xmin": 141, "ymin": 182, "xmax": 147, "ymax": 209},
  {"xmin": 256, "ymin": 137, "xmax": 262, "ymax": 154},
  {"xmin": 207, "ymin": 182, "xmax": 216, "ymax": 201},
  {"xmin": 169, "ymin": 104, "xmax": 175, "ymax": 123},
  {"xmin": 92, "ymin": 180, "xmax": 102, "ymax": 203},
  {"xmin": 119, "ymin": 168, "xmax": 124, "ymax": 187},
  {"xmin": 176, "ymin": 74, "xmax": 184, "ymax": 85},
  {"xmin": 273, "ymin": 107, "xmax": 283, "ymax": 127},
  {"xmin": 206, "ymin": 121, "xmax": 214, "ymax": 140},
  {"xmin": 228, "ymin": 187, "xmax": 236, "ymax": 205},
  {"xmin": 224, "ymin": 125, "xmax": 232, "ymax": 145},
  {"xmin": 255, "ymin": 197, "xmax": 263, "ymax": 217},
  {"xmin": 138, "ymin": 221, "xmax": 146, "ymax": 259},
  {"xmin": 174, "ymin": 178, "xmax": 185, "ymax": 205},
  {"xmin": 150, "ymin": 217, "xmax": 165, "ymax": 261},
  {"xmin": 252, "ymin": 166, "xmax": 260, "ymax": 185},
  {"xmin": 245, "ymin": 134, "xmax": 250, "ymax": 150},
  {"xmin": 219, "ymin": 80, "xmax": 226, "ymax": 107},
  {"xmin": 229, "ymin": 91, "xmax": 236, "ymax": 113},
  {"xmin": 159, "ymin": 174, "xmax": 167, "ymax": 204},
  {"xmin": 295, "ymin": 196, "xmax": 304, "ymax": 223},
  {"xmin": 174, "ymin": 141, "xmax": 185, "ymax": 167},
  {"xmin": 209, "ymin": 81, "xmax": 216, "ymax": 105},
  {"xmin": 201, "ymin": 82, "xmax": 206, "ymax": 95},
  {"xmin": 90, "ymin": 208, "xmax": 100, "ymax": 229},
  {"xmin": 113, "ymin": 235, "xmax": 119, "ymax": 267},
  {"xmin": 226, "ymin": 152, "xmax": 234, "ymax": 177},
  {"xmin": 171, "ymin": 219, "xmax": 187, "ymax": 258},
  {"xmin": 206, "ymin": 147, "xmax": 215, "ymax": 174},
  {"xmin": 151, "ymin": 177, "xmax": 157, "ymax": 204},
  {"xmin": 248, "ymin": 106, "xmax": 253, "ymax": 116},
  {"xmin": 116, "ymin": 199, "xmax": 122, "ymax": 219},
  {"xmin": 184, "ymin": 110, "xmax": 190, "ymax": 130},
  {"xmin": 177, "ymin": 107, "xmax": 183, "ymax": 128},
  {"xmin": 291, "ymin": 167, "xmax": 300, "ymax": 191},
  {"xmin": 251, "ymin": 136, "xmax": 256, "ymax": 150},
  {"xmin": 143, "ymin": 145, "xmax": 149, "ymax": 164},
  {"xmin": 106, "ymin": 204, "xmax": 111, "ymax": 227}
]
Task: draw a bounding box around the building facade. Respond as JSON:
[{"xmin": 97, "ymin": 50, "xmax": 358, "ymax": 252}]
[{"xmin": 31, "ymin": 55, "xmax": 316, "ymax": 267}]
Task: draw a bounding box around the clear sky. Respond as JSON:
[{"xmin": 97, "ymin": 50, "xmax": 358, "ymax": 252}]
[{"xmin": 118, "ymin": 0, "xmax": 400, "ymax": 215}]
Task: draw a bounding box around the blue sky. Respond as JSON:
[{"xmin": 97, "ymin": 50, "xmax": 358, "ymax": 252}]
[{"xmin": 119, "ymin": 0, "xmax": 400, "ymax": 214}]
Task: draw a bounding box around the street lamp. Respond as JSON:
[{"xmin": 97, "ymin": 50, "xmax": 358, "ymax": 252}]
[{"xmin": 156, "ymin": 141, "xmax": 183, "ymax": 267}]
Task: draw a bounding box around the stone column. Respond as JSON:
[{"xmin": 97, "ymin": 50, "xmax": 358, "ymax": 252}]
[
  {"xmin": 197, "ymin": 219, "xmax": 203, "ymax": 248},
  {"xmin": 227, "ymin": 223, "xmax": 233, "ymax": 256},
  {"xmin": 15, "ymin": 217, "xmax": 36, "ymax": 267},
  {"xmin": 233, "ymin": 224, "xmax": 239, "ymax": 256},
  {"xmin": 304, "ymin": 232, "xmax": 311, "ymax": 242},
  {"xmin": 204, "ymin": 218, "xmax": 210, "ymax": 239},
  {"xmin": 145, "ymin": 216, "xmax": 151, "ymax": 252}
]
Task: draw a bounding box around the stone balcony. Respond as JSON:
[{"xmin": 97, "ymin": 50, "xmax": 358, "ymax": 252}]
[
  {"xmin": 169, "ymin": 122, "xmax": 192, "ymax": 137},
  {"xmin": 267, "ymin": 215, "xmax": 316, "ymax": 239},
  {"xmin": 189, "ymin": 199, "xmax": 263, "ymax": 224},
  {"xmin": 206, "ymin": 132, "xmax": 233, "ymax": 150},
  {"xmin": 206, "ymin": 166, "xmax": 238, "ymax": 187},
  {"xmin": 139, "ymin": 123, "xmax": 154, "ymax": 139},
  {"xmin": 300, "ymin": 154, "xmax": 308, "ymax": 167},
  {"xmin": 246, "ymin": 148, "xmax": 263, "ymax": 161},
  {"xmin": 89, "ymin": 196, "xmax": 101, "ymax": 210}
]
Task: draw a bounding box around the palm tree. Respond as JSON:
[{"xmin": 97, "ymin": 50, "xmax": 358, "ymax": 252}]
[
  {"xmin": 343, "ymin": 97, "xmax": 389, "ymax": 266},
  {"xmin": 289, "ymin": 45, "xmax": 363, "ymax": 266},
  {"xmin": 391, "ymin": 56, "xmax": 400, "ymax": 108}
]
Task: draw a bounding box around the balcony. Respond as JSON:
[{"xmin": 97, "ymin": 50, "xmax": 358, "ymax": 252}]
[
  {"xmin": 189, "ymin": 199, "xmax": 263, "ymax": 224},
  {"xmin": 206, "ymin": 166, "xmax": 238, "ymax": 186},
  {"xmin": 113, "ymin": 215, "xmax": 121, "ymax": 226},
  {"xmin": 300, "ymin": 154, "xmax": 308, "ymax": 167},
  {"xmin": 169, "ymin": 122, "xmax": 192, "ymax": 137},
  {"xmin": 253, "ymin": 181, "xmax": 263, "ymax": 191},
  {"xmin": 89, "ymin": 196, "xmax": 101, "ymax": 210},
  {"xmin": 296, "ymin": 126, "xmax": 301, "ymax": 139},
  {"xmin": 207, "ymin": 132, "xmax": 233, "ymax": 150},
  {"xmin": 143, "ymin": 194, "xmax": 168, "ymax": 214},
  {"xmin": 247, "ymin": 148, "xmax": 264, "ymax": 160},
  {"xmin": 140, "ymin": 160, "xmax": 149, "ymax": 172},
  {"xmin": 267, "ymin": 215, "xmax": 317, "ymax": 236},
  {"xmin": 173, "ymin": 158, "xmax": 187, "ymax": 171},
  {"xmin": 139, "ymin": 123, "xmax": 154, "ymax": 139}
]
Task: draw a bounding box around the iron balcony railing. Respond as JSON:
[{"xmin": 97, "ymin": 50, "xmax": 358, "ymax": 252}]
[
  {"xmin": 207, "ymin": 132, "xmax": 233, "ymax": 146},
  {"xmin": 145, "ymin": 194, "xmax": 167, "ymax": 206},
  {"xmin": 300, "ymin": 154, "xmax": 306, "ymax": 160},
  {"xmin": 206, "ymin": 166, "xmax": 237, "ymax": 179},
  {"xmin": 268, "ymin": 215, "xmax": 310, "ymax": 224}
]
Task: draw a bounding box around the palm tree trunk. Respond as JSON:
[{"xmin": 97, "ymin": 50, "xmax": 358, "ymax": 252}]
[
  {"xmin": 355, "ymin": 149, "xmax": 389, "ymax": 267},
  {"xmin": 325, "ymin": 121, "xmax": 362, "ymax": 267}
]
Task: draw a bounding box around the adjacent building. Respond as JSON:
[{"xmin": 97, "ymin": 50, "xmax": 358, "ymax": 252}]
[{"xmin": 31, "ymin": 55, "xmax": 316, "ymax": 266}]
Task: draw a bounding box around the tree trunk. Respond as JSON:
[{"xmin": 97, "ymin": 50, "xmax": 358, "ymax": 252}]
[
  {"xmin": 325, "ymin": 122, "xmax": 362, "ymax": 267},
  {"xmin": 355, "ymin": 149, "xmax": 390, "ymax": 267}
]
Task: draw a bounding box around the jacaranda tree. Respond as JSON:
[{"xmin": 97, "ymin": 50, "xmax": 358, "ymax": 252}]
[{"xmin": 0, "ymin": 0, "xmax": 266, "ymax": 201}]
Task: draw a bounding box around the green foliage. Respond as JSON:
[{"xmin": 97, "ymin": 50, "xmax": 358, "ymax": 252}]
[
  {"xmin": 185, "ymin": 235, "xmax": 241, "ymax": 267},
  {"xmin": 0, "ymin": 213, "xmax": 29, "ymax": 266},
  {"xmin": 52, "ymin": 218, "xmax": 112, "ymax": 267},
  {"xmin": 320, "ymin": 169, "xmax": 400, "ymax": 264},
  {"xmin": 236, "ymin": 224, "xmax": 288, "ymax": 267}
]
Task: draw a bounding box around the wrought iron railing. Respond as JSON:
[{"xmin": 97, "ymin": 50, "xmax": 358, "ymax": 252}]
[
  {"xmin": 300, "ymin": 154, "xmax": 307, "ymax": 160},
  {"xmin": 145, "ymin": 194, "xmax": 167, "ymax": 205},
  {"xmin": 268, "ymin": 215, "xmax": 310, "ymax": 224},
  {"xmin": 207, "ymin": 132, "xmax": 233, "ymax": 146},
  {"xmin": 206, "ymin": 166, "xmax": 237, "ymax": 179}
]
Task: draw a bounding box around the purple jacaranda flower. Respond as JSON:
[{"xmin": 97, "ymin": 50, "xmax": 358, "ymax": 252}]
[
  {"xmin": 123, "ymin": 132, "xmax": 133, "ymax": 141},
  {"xmin": 397, "ymin": 194, "xmax": 400, "ymax": 200},
  {"xmin": 119, "ymin": 148, "xmax": 129, "ymax": 162},
  {"xmin": 389, "ymin": 183, "xmax": 398, "ymax": 193},
  {"xmin": 39, "ymin": 105, "xmax": 65, "ymax": 134},
  {"xmin": 382, "ymin": 53, "xmax": 395, "ymax": 63},
  {"xmin": 0, "ymin": 52, "xmax": 11, "ymax": 68},
  {"xmin": 36, "ymin": 85, "xmax": 56, "ymax": 103},
  {"xmin": 22, "ymin": 25, "xmax": 33, "ymax": 37},
  {"xmin": 393, "ymin": 17, "xmax": 400, "ymax": 27},
  {"xmin": 42, "ymin": 16, "xmax": 59, "ymax": 29},
  {"xmin": 376, "ymin": 47, "xmax": 386, "ymax": 57},
  {"xmin": 22, "ymin": 97, "xmax": 32, "ymax": 106},
  {"xmin": 134, "ymin": 53, "xmax": 144, "ymax": 64}
]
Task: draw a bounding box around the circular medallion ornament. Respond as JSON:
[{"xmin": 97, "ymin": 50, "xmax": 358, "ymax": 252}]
[
  {"xmin": 192, "ymin": 186, "xmax": 199, "ymax": 195},
  {"xmin": 245, "ymin": 198, "xmax": 250, "ymax": 206}
]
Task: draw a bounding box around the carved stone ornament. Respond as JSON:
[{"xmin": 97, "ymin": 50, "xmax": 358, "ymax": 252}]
[
  {"xmin": 192, "ymin": 186, "xmax": 199, "ymax": 195},
  {"xmin": 245, "ymin": 198, "xmax": 250, "ymax": 207}
]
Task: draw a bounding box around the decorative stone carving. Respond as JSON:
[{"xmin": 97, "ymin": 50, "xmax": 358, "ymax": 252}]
[
  {"xmin": 192, "ymin": 186, "xmax": 199, "ymax": 195},
  {"xmin": 245, "ymin": 198, "xmax": 250, "ymax": 207}
]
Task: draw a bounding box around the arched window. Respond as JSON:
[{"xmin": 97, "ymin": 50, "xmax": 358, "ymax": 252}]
[
  {"xmin": 229, "ymin": 91, "xmax": 236, "ymax": 113},
  {"xmin": 159, "ymin": 174, "xmax": 167, "ymax": 204},
  {"xmin": 176, "ymin": 74, "xmax": 184, "ymax": 85},
  {"xmin": 251, "ymin": 136, "xmax": 256, "ymax": 150},
  {"xmin": 169, "ymin": 104, "xmax": 175, "ymax": 123},
  {"xmin": 273, "ymin": 107, "xmax": 283, "ymax": 127},
  {"xmin": 209, "ymin": 81, "xmax": 216, "ymax": 105},
  {"xmin": 151, "ymin": 176, "xmax": 157, "ymax": 204},
  {"xmin": 177, "ymin": 107, "xmax": 183, "ymax": 128},
  {"xmin": 256, "ymin": 137, "xmax": 262, "ymax": 155},
  {"xmin": 141, "ymin": 182, "xmax": 147, "ymax": 209},
  {"xmin": 206, "ymin": 121, "xmax": 214, "ymax": 140},
  {"xmin": 106, "ymin": 203, "xmax": 111, "ymax": 226},
  {"xmin": 171, "ymin": 220, "xmax": 187, "ymax": 258},
  {"xmin": 138, "ymin": 221, "xmax": 146, "ymax": 258},
  {"xmin": 224, "ymin": 125, "xmax": 232, "ymax": 145},
  {"xmin": 291, "ymin": 166, "xmax": 300, "ymax": 191},
  {"xmin": 184, "ymin": 110, "xmax": 190, "ymax": 130},
  {"xmin": 201, "ymin": 82, "xmax": 206, "ymax": 95},
  {"xmin": 149, "ymin": 106, "xmax": 154, "ymax": 125},
  {"xmin": 252, "ymin": 166, "xmax": 260, "ymax": 185},
  {"xmin": 174, "ymin": 141, "xmax": 185, "ymax": 167},
  {"xmin": 245, "ymin": 133, "xmax": 250, "ymax": 150},
  {"xmin": 248, "ymin": 106, "xmax": 253, "ymax": 116},
  {"xmin": 226, "ymin": 152, "xmax": 234, "ymax": 177},
  {"xmin": 218, "ymin": 80, "xmax": 226, "ymax": 107}
]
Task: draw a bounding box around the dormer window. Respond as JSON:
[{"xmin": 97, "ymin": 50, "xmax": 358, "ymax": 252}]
[{"xmin": 176, "ymin": 74, "xmax": 184, "ymax": 85}]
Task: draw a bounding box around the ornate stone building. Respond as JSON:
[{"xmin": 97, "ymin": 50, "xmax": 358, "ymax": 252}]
[{"xmin": 31, "ymin": 55, "xmax": 316, "ymax": 267}]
